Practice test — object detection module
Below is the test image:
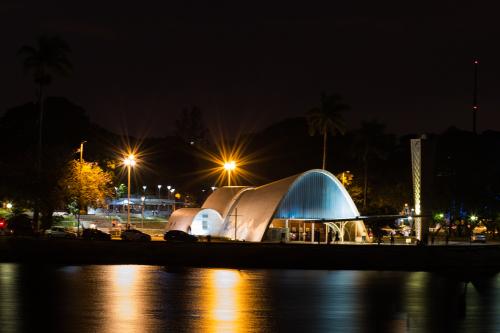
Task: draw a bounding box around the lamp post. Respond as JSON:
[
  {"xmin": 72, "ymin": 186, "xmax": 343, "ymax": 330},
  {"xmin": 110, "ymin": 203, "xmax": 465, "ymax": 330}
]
[
  {"xmin": 124, "ymin": 154, "xmax": 136, "ymax": 229},
  {"xmin": 79, "ymin": 141, "xmax": 87, "ymax": 163},
  {"xmin": 224, "ymin": 161, "xmax": 236, "ymax": 186},
  {"xmin": 167, "ymin": 185, "xmax": 172, "ymax": 213},
  {"xmin": 171, "ymin": 188, "xmax": 176, "ymax": 211},
  {"xmin": 141, "ymin": 196, "xmax": 145, "ymax": 229},
  {"xmin": 76, "ymin": 141, "xmax": 86, "ymax": 236},
  {"xmin": 157, "ymin": 185, "xmax": 162, "ymax": 215}
]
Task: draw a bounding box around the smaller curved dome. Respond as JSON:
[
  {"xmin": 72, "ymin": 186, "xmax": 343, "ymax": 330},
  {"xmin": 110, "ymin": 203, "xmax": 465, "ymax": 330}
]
[
  {"xmin": 202, "ymin": 186, "xmax": 252, "ymax": 218},
  {"xmin": 167, "ymin": 208, "xmax": 223, "ymax": 236}
]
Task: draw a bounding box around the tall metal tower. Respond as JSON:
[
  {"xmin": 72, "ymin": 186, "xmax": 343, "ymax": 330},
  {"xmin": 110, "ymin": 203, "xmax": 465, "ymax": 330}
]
[{"xmin": 472, "ymin": 59, "xmax": 479, "ymax": 134}]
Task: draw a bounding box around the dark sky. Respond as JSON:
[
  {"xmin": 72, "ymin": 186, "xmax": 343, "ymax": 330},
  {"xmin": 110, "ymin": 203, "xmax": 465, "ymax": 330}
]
[{"xmin": 1, "ymin": 1, "xmax": 499, "ymax": 137}]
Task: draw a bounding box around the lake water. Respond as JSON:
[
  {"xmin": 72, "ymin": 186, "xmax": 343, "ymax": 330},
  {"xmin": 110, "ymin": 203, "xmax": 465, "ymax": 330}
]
[{"xmin": 0, "ymin": 264, "xmax": 499, "ymax": 332}]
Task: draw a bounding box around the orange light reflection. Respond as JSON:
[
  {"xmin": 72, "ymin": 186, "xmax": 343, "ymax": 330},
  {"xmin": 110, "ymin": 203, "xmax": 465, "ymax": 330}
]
[
  {"xmin": 102, "ymin": 265, "xmax": 147, "ymax": 333},
  {"xmin": 203, "ymin": 269, "xmax": 250, "ymax": 333}
]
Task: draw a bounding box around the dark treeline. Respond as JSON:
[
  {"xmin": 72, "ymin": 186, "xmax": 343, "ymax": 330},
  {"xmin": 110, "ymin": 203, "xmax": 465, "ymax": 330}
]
[
  {"xmin": 1, "ymin": 96, "xmax": 500, "ymax": 224},
  {"xmin": 4, "ymin": 35, "xmax": 500, "ymax": 228}
]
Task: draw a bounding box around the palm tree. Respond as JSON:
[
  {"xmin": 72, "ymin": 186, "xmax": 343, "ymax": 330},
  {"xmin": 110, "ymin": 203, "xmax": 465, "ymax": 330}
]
[
  {"xmin": 352, "ymin": 120, "xmax": 392, "ymax": 210},
  {"xmin": 306, "ymin": 93, "xmax": 349, "ymax": 170},
  {"xmin": 17, "ymin": 35, "xmax": 72, "ymax": 230}
]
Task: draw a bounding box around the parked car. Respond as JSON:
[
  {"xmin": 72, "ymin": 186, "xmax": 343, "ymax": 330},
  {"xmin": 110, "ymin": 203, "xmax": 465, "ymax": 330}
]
[
  {"xmin": 471, "ymin": 233, "xmax": 486, "ymax": 243},
  {"xmin": 45, "ymin": 226, "xmax": 77, "ymax": 239},
  {"xmin": 164, "ymin": 230, "xmax": 198, "ymax": 242},
  {"xmin": 0, "ymin": 217, "xmax": 11, "ymax": 235},
  {"xmin": 8, "ymin": 214, "xmax": 34, "ymax": 236},
  {"xmin": 81, "ymin": 228, "xmax": 111, "ymax": 241},
  {"xmin": 121, "ymin": 229, "xmax": 151, "ymax": 241}
]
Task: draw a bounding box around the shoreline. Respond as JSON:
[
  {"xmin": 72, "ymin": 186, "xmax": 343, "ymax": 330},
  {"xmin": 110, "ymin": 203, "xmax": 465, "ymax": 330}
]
[{"xmin": 1, "ymin": 238, "xmax": 500, "ymax": 274}]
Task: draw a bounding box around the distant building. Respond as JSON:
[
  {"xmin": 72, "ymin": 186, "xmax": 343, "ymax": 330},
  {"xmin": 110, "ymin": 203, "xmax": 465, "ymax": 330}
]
[{"xmin": 106, "ymin": 196, "xmax": 191, "ymax": 217}]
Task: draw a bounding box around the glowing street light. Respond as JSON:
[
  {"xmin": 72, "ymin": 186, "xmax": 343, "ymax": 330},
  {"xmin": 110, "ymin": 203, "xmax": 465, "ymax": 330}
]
[
  {"xmin": 141, "ymin": 196, "xmax": 145, "ymax": 229},
  {"xmin": 224, "ymin": 161, "xmax": 236, "ymax": 186},
  {"xmin": 79, "ymin": 141, "xmax": 87, "ymax": 163},
  {"xmin": 157, "ymin": 185, "xmax": 162, "ymax": 213},
  {"xmin": 123, "ymin": 154, "xmax": 136, "ymax": 229},
  {"xmin": 6, "ymin": 203, "xmax": 12, "ymax": 210},
  {"xmin": 170, "ymin": 188, "xmax": 176, "ymax": 211}
]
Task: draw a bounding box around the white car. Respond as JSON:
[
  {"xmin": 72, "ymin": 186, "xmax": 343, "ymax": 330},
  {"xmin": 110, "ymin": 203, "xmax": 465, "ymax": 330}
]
[
  {"xmin": 471, "ymin": 233, "xmax": 486, "ymax": 243},
  {"xmin": 45, "ymin": 226, "xmax": 77, "ymax": 239}
]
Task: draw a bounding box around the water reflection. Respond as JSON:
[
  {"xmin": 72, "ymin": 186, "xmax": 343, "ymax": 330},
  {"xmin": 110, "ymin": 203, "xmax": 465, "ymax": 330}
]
[
  {"xmin": 208, "ymin": 270, "xmax": 240, "ymax": 329},
  {"xmin": 1, "ymin": 264, "xmax": 500, "ymax": 332},
  {"xmin": 103, "ymin": 266, "xmax": 146, "ymax": 333},
  {"xmin": 0, "ymin": 264, "xmax": 19, "ymax": 333},
  {"xmin": 194, "ymin": 269, "xmax": 266, "ymax": 332}
]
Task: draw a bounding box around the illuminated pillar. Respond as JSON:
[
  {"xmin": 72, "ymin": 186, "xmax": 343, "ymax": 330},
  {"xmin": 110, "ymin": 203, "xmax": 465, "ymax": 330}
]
[
  {"xmin": 411, "ymin": 139, "xmax": 422, "ymax": 240},
  {"xmin": 411, "ymin": 137, "xmax": 435, "ymax": 243}
]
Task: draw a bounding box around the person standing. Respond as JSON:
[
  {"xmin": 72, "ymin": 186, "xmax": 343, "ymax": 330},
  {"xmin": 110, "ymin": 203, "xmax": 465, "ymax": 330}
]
[{"xmin": 315, "ymin": 229, "xmax": 320, "ymax": 244}]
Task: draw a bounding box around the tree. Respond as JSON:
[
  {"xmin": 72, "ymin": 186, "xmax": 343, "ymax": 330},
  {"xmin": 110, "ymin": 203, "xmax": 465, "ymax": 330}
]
[
  {"xmin": 174, "ymin": 106, "xmax": 209, "ymax": 146},
  {"xmin": 306, "ymin": 93, "xmax": 349, "ymax": 170},
  {"xmin": 0, "ymin": 97, "xmax": 90, "ymax": 230},
  {"xmin": 60, "ymin": 160, "xmax": 113, "ymax": 213},
  {"xmin": 352, "ymin": 120, "xmax": 394, "ymax": 210},
  {"xmin": 337, "ymin": 171, "xmax": 364, "ymax": 206},
  {"xmin": 60, "ymin": 160, "xmax": 113, "ymax": 232},
  {"xmin": 17, "ymin": 35, "xmax": 72, "ymax": 230},
  {"xmin": 115, "ymin": 183, "xmax": 127, "ymax": 198}
]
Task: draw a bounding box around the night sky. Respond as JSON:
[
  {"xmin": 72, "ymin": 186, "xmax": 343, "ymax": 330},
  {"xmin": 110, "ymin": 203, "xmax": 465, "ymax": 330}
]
[{"xmin": 1, "ymin": 1, "xmax": 499, "ymax": 137}]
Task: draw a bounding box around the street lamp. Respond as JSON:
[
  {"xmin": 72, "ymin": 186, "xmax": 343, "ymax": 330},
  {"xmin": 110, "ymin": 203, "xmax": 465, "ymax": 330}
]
[
  {"xmin": 224, "ymin": 161, "xmax": 236, "ymax": 186},
  {"xmin": 123, "ymin": 154, "xmax": 136, "ymax": 229},
  {"xmin": 142, "ymin": 185, "xmax": 147, "ymax": 193},
  {"xmin": 141, "ymin": 196, "xmax": 145, "ymax": 229},
  {"xmin": 170, "ymin": 188, "xmax": 176, "ymax": 212},
  {"xmin": 79, "ymin": 141, "xmax": 87, "ymax": 163},
  {"xmin": 157, "ymin": 185, "xmax": 162, "ymax": 215}
]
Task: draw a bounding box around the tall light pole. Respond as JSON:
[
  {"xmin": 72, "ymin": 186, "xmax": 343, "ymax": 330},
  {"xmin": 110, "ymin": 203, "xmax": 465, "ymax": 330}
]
[
  {"xmin": 79, "ymin": 141, "xmax": 87, "ymax": 163},
  {"xmin": 224, "ymin": 161, "xmax": 236, "ymax": 186},
  {"xmin": 141, "ymin": 196, "xmax": 145, "ymax": 229},
  {"xmin": 472, "ymin": 59, "xmax": 479, "ymax": 134},
  {"xmin": 170, "ymin": 188, "xmax": 176, "ymax": 211},
  {"xmin": 167, "ymin": 185, "xmax": 172, "ymax": 213},
  {"xmin": 76, "ymin": 140, "xmax": 87, "ymax": 236},
  {"xmin": 157, "ymin": 184, "xmax": 162, "ymax": 215},
  {"xmin": 124, "ymin": 154, "xmax": 136, "ymax": 229}
]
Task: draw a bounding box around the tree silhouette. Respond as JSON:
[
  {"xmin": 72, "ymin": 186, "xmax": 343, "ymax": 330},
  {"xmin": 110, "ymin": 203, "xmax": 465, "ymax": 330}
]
[
  {"xmin": 352, "ymin": 120, "xmax": 393, "ymax": 210},
  {"xmin": 306, "ymin": 93, "xmax": 349, "ymax": 170},
  {"xmin": 174, "ymin": 106, "xmax": 209, "ymax": 146},
  {"xmin": 17, "ymin": 35, "xmax": 72, "ymax": 230}
]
